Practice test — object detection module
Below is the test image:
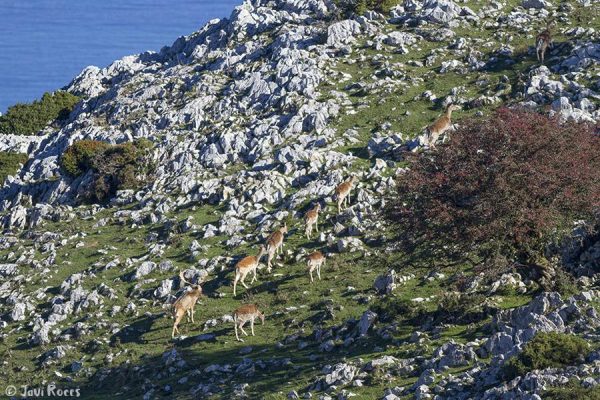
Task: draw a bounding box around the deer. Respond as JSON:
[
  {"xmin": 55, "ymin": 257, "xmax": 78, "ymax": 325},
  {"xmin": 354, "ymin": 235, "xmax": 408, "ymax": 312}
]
[
  {"xmin": 233, "ymin": 304, "xmax": 265, "ymax": 342},
  {"xmin": 304, "ymin": 203, "xmax": 321, "ymax": 239},
  {"xmin": 424, "ymin": 104, "xmax": 461, "ymax": 149},
  {"xmin": 171, "ymin": 271, "xmax": 203, "ymax": 338},
  {"xmin": 307, "ymin": 251, "xmax": 326, "ymax": 283},
  {"xmin": 334, "ymin": 175, "xmax": 358, "ymax": 213},
  {"xmin": 536, "ymin": 22, "xmax": 554, "ymax": 63},
  {"xmin": 265, "ymin": 224, "xmax": 288, "ymax": 273},
  {"xmin": 233, "ymin": 245, "xmax": 267, "ymax": 296}
]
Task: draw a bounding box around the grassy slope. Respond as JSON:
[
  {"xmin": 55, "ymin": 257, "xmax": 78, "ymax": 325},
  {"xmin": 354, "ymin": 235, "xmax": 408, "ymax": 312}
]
[{"xmin": 2, "ymin": 1, "xmax": 600, "ymax": 399}]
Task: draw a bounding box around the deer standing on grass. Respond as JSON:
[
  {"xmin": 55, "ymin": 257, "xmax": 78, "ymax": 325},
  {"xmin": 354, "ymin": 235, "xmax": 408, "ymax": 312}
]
[
  {"xmin": 307, "ymin": 251, "xmax": 326, "ymax": 283},
  {"xmin": 536, "ymin": 22, "xmax": 554, "ymax": 63},
  {"xmin": 233, "ymin": 246, "xmax": 267, "ymax": 296},
  {"xmin": 233, "ymin": 304, "xmax": 265, "ymax": 342},
  {"xmin": 304, "ymin": 203, "xmax": 321, "ymax": 239},
  {"xmin": 334, "ymin": 176, "xmax": 358, "ymax": 213},
  {"xmin": 424, "ymin": 104, "xmax": 460, "ymax": 149},
  {"xmin": 172, "ymin": 271, "xmax": 203, "ymax": 338},
  {"xmin": 266, "ymin": 224, "xmax": 288, "ymax": 273}
]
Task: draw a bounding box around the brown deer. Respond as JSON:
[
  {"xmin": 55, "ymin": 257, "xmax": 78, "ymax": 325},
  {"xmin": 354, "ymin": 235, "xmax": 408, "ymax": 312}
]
[
  {"xmin": 334, "ymin": 176, "xmax": 358, "ymax": 213},
  {"xmin": 171, "ymin": 271, "xmax": 203, "ymax": 338},
  {"xmin": 307, "ymin": 251, "xmax": 326, "ymax": 283},
  {"xmin": 233, "ymin": 246, "xmax": 267, "ymax": 296},
  {"xmin": 304, "ymin": 203, "xmax": 321, "ymax": 239},
  {"xmin": 233, "ymin": 304, "xmax": 265, "ymax": 342},
  {"xmin": 266, "ymin": 224, "xmax": 288, "ymax": 273},
  {"xmin": 536, "ymin": 22, "xmax": 554, "ymax": 63},
  {"xmin": 425, "ymin": 104, "xmax": 460, "ymax": 149}
]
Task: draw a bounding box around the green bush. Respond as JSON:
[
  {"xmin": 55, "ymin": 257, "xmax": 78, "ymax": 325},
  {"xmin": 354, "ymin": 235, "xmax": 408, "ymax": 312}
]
[
  {"xmin": 435, "ymin": 292, "xmax": 489, "ymax": 324},
  {"xmin": 59, "ymin": 139, "xmax": 154, "ymax": 202},
  {"xmin": 371, "ymin": 296, "xmax": 426, "ymax": 323},
  {"xmin": 0, "ymin": 152, "xmax": 28, "ymax": 183},
  {"xmin": 503, "ymin": 332, "xmax": 589, "ymax": 380},
  {"xmin": 60, "ymin": 140, "xmax": 110, "ymax": 177},
  {"xmin": 0, "ymin": 91, "xmax": 80, "ymax": 135},
  {"xmin": 336, "ymin": 0, "xmax": 401, "ymax": 16}
]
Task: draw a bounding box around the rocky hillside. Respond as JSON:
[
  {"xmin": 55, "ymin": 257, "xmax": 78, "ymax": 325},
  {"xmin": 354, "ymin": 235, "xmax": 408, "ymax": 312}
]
[{"xmin": 1, "ymin": 0, "xmax": 600, "ymax": 399}]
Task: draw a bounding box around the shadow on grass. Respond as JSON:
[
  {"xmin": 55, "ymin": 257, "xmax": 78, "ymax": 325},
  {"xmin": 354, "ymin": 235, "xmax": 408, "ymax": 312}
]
[{"xmin": 73, "ymin": 331, "xmax": 390, "ymax": 400}]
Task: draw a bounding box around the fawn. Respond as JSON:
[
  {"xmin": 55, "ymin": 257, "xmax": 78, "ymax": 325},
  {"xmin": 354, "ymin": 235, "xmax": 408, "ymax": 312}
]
[
  {"xmin": 334, "ymin": 176, "xmax": 358, "ymax": 213},
  {"xmin": 233, "ymin": 304, "xmax": 265, "ymax": 342},
  {"xmin": 304, "ymin": 203, "xmax": 321, "ymax": 239},
  {"xmin": 171, "ymin": 270, "xmax": 203, "ymax": 338},
  {"xmin": 266, "ymin": 224, "xmax": 288, "ymax": 273},
  {"xmin": 307, "ymin": 251, "xmax": 326, "ymax": 283},
  {"xmin": 425, "ymin": 104, "xmax": 460, "ymax": 149},
  {"xmin": 536, "ymin": 23, "xmax": 554, "ymax": 63},
  {"xmin": 233, "ymin": 246, "xmax": 267, "ymax": 296}
]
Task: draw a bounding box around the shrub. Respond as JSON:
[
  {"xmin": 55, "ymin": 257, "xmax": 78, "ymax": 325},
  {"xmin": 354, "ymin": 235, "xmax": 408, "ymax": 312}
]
[
  {"xmin": 60, "ymin": 140, "xmax": 110, "ymax": 177},
  {"xmin": 59, "ymin": 139, "xmax": 154, "ymax": 202},
  {"xmin": 435, "ymin": 292, "xmax": 489, "ymax": 324},
  {"xmin": 0, "ymin": 152, "xmax": 28, "ymax": 183},
  {"xmin": 0, "ymin": 91, "xmax": 80, "ymax": 135},
  {"xmin": 336, "ymin": 0, "xmax": 401, "ymax": 16},
  {"xmin": 387, "ymin": 108, "xmax": 600, "ymax": 266},
  {"xmin": 371, "ymin": 296, "xmax": 426, "ymax": 323},
  {"xmin": 503, "ymin": 332, "xmax": 589, "ymax": 380}
]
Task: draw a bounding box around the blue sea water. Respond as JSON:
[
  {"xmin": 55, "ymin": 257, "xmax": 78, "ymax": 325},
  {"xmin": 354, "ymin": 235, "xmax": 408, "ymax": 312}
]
[{"xmin": 0, "ymin": 0, "xmax": 240, "ymax": 113}]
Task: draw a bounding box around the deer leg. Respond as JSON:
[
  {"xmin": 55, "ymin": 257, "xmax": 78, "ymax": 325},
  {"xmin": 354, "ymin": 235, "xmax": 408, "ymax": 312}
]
[
  {"xmin": 250, "ymin": 267, "xmax": 257, "ymax": 284},
  {"xmin": 172, "ymin": 312, "xmax": 183, "ymax": 338},
  {"xmin": 267, "ymin": 254, "xmax": 272, "ymax": 273},
  {"xmin": 239, "ymin": 321, "xmax": 248, "ymax": 336},
  {"xmin": 317, "ymin": 264, "xmax": 321, "ymax": 281},
  {"xmin": 235, "ymin": 322, "xmax": 243, "ymax": 342},
  {"xmin": 251, "ymin": 319, "xmax": 255, "ymax": 336},
  {"xmin": 309, "ymin": 268, "xmax": 314, "ymax": 283},
  {"xmin": 240, "ymin": 272, "xmax": 249, "ymax": 288},
  {"xmin": 315, "ymin": 219, "xmax": 319, "ymax": 233},
  {"xmin": 190, "ymin": 305, "xmax": 195, "ymax": 323}
]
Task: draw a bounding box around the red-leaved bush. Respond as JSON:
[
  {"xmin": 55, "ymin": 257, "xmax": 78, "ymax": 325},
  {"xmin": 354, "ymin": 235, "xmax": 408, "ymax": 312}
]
[{"xmin": 388, "ymin": 108, "xmax": 600, "ymax": 263}]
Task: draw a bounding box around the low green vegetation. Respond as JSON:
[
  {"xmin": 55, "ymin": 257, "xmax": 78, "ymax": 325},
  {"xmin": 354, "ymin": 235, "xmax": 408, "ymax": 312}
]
[
  {"xmin": 337, "ymin": 0, "xmax": 401, "ymax": 15},
  {"xmin": 0, "ymin": 91, "xmax": 80, "ymax": 135},
  {"xmin": 0, "ymin": 152, "xmax": 27, "ymax": 183},
  {"xmin": 503, "ymin": 332, "xmax": 590, "ymax": 380},
  {"xmin": 59, "ymin": 138, "xmax": 155, "ymax": 202},
  {"xmin": 544, "ymin": 381, "xmax": 600, "ymax": 400}
]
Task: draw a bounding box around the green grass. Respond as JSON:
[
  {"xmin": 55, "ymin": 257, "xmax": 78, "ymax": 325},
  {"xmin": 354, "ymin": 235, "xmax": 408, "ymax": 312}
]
[
  {"xmin": 544, "ymin": 381, "xmax": 600, "ymax": 400},
  {"xmin": 0, "ymin": 200, "xmax": 507, "ymax": 399}
]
